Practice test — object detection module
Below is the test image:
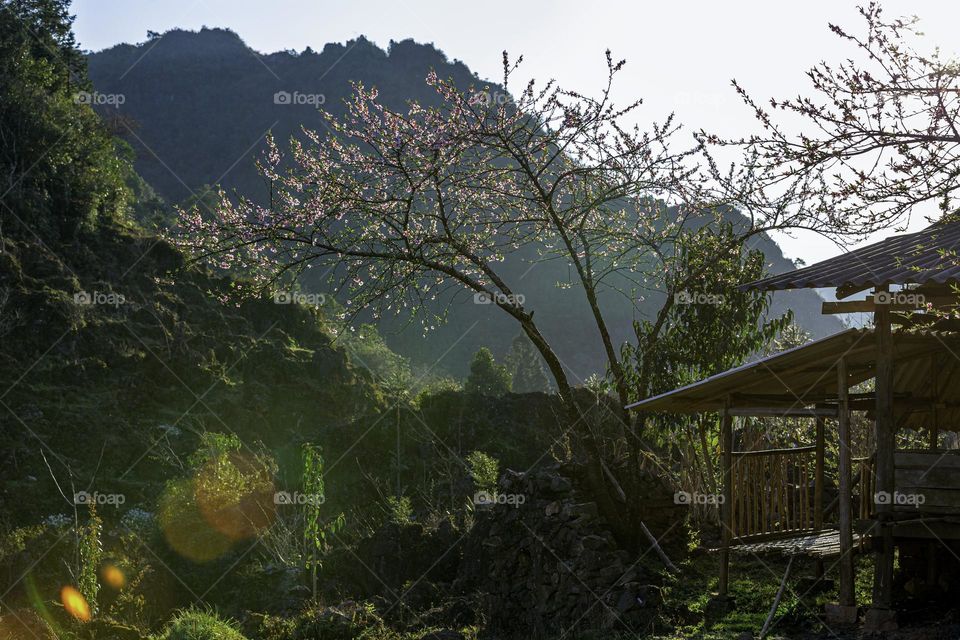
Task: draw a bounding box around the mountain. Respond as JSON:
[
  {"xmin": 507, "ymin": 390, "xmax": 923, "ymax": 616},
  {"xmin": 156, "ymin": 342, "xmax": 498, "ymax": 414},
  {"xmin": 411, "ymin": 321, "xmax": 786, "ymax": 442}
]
[{"xmin": 86, "ymin": 28, "xmax": 844, "ymax": 380}]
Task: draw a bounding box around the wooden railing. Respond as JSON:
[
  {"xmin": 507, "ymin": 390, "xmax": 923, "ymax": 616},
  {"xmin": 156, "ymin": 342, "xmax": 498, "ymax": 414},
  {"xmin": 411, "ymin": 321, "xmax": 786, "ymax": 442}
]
[{"xmin": 731, "ymin": 446, "xmax": 818, "ymax": 541}]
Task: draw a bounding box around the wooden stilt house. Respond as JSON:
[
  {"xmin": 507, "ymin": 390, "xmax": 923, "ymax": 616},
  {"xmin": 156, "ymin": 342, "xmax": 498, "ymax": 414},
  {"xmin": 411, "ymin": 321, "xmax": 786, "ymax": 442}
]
[{"xmin": 626, "ymin": 220, "xmax": 960, "ymax": 629}]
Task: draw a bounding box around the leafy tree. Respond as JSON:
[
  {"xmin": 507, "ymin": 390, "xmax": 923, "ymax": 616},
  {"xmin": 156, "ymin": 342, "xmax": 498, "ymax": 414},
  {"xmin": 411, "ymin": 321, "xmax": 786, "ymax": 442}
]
[
  {"xmin": 624, "ymin": 221, "xmax": 790, "ymax": 403},
  {"xmin": 465, "ymin": 347, "xmax": 512, "ymax": 397},
  {"xmin": 0, "ymin": 0, "xmax": 132, "ymax": 241},
  {"xmin": 504, "ymin": 333, "xmax": 550, "ymax": 393},
  {"xmin": 621, "ymin": 222, "xmax": 790, "ymax": 529}
]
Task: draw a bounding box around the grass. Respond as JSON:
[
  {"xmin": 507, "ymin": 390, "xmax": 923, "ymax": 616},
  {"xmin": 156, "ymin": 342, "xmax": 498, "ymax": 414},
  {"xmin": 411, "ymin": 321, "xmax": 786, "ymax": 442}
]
[
  {"xmin": 157, "ymin": 609, "xmax": 248, "ymax": 640},
  {"xmin": 648, "ymin": 549, "xmax": 876, "ymax": 639}
]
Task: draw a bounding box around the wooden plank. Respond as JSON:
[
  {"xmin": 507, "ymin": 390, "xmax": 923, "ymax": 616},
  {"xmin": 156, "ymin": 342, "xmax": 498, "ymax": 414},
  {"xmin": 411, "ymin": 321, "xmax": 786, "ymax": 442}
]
[
  {"xmin": 823, "ymin": 300, "xmax": 921, "ymax": 314},
  {"xmin": 726, "ymin": 530, "xmax": 866, "ymax": 560},
  {"xmin": 894, "ymin": 452, "xmax": 960, "ymax": 469},
  {"xmin": 895, "ymin": 467, "xmax": 960, "ymax": 488},
  {"xmin": 735, "ymin": 445, "xmax": 816, "ymax": 457},
  {"xmin": 892, "ymin": 488, "xmax": 960, "ymax": 510},
  {"xmin": 728, "ymin": 407, "xmax": 838, "ymax": 418},
  {"xmin": 889, "ymin": 520, "xmax": 960, "ymax": 539},
  {"xmin": 823, "ymin": 294, "xmax": 957, "ymax": 314}
]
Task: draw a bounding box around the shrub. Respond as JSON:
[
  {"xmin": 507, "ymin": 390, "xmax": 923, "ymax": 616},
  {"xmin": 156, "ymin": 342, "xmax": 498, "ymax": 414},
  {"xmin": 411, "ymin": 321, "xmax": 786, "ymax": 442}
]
[{"xmin": 158, "ymin": 609, "xmax": 248, "ymax": 640}]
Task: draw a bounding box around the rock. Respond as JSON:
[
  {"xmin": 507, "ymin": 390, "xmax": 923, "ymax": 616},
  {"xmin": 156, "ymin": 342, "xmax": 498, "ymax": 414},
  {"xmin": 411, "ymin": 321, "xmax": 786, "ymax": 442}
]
[
  {"xmin": 457, "ymin": 463, "xmax": 686, "ymax": 636},
  {"xmin": 549, "ymin": 475, "xmax": 573, "ymax": 493},
  {"xmin": 616, "ymin": 589, "xmax": 639, "ymax": 613}
]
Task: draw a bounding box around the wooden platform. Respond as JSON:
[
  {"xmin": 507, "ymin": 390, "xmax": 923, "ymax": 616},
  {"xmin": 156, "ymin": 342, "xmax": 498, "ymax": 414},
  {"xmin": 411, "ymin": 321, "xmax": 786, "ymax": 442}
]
[{"xmin": 726, "ymin": 530, "xmax": 864, "ymax": 560}]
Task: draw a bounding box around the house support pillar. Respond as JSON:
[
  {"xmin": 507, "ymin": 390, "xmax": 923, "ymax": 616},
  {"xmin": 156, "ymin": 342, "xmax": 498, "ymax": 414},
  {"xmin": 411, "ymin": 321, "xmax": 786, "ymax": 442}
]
[
  {"xmin": 827, "ymin": 356, "xmax": 857, "ymax": 625},
  {"xmin": 867, "ymin": 287, "xmax": 897, "ymax": 631},
  {"xmin": 718, "ymin": 399, "xmax": 733, "ymax": 599}
]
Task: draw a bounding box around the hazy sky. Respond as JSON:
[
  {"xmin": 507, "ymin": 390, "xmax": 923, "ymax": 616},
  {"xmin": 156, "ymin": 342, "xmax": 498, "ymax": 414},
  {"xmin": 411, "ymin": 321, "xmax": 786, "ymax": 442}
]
[{"xmin": 69, "ymin": 0, "xmax": 960, "ymax": 264}]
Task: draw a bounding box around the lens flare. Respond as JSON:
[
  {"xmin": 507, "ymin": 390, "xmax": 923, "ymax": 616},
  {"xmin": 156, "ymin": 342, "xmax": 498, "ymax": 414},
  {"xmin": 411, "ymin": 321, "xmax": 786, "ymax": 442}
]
[
  {"xmin": 60, "ymin": 585, "xmax": 91, "ymax": 622},
  {"xmin": 100, "ymin": 564, "xmax": 125, "ymax": 590},
  {"xmin": 159, "ymin": 478, "xmax": 234, "ymax": 563},
  {"xmin": 194, "ymin": 451, "xmax": 276, "ymax": 540}
]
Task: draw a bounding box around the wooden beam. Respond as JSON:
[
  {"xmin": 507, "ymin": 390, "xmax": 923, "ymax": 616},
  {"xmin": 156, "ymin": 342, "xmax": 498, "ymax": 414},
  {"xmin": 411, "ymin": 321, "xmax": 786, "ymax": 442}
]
[
  {"xmin": 837, "ymin": 357, "xmax": 855, "ymax": 608},
  {"xmin": 734, "ymin": 445, "xmax": 816, "ymax": 457},
  {"xmin": 930, "ymin": 353, "xmax": 940, "ymax": 449},
  {"xmin": 719, "ymin": 398, "xmax": 733, "ymax": 599},
  {"xmin": 823, "ymin": 300, "xmax": 916, "ymax": 314},
  {"xmin": 727, "ymin": 407, "xmax": 838, "ymax": 418},
  {"xmin": 823, "ymin": 293, "xmax": 958, "ymax": 315}
]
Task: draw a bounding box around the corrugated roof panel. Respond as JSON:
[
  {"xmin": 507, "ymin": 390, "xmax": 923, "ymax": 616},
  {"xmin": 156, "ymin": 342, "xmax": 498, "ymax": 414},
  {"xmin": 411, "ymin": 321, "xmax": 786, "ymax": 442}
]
[{"xmin": 743, "ymin": 221, "xmax": 960, "ymax": 293}]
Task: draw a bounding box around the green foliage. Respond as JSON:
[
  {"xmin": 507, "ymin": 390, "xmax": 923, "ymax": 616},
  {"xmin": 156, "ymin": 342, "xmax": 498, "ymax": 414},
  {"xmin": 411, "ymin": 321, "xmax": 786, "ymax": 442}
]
[
  {"xmin": 464, "ymin": 348, "xmax": 511, "ymax": 397},
  {"xmin": 466, "ymin": 451, "xmax": 499, "ymax": 495},
  {"xmin": 504, "ymin": 333, "xmax": 551, "ymax": 393},
  {"xmin": 0, "ymin": 0, "xmax": 133, "ymax": 242},
  {"xmin": 158, "ymin": 433, "xmax": 277, "ymax": 563},
  {"xmin": 623, "ymin": 221, "xmax": 791, "ymax": 401},
  {"xmin": 341, "ymin": 324, "xmax": 411, "ymax": 384},
  {"xmin": 77, "ymin": 503, "xmax": 102, "ymax": 610},
  {"xmin": 302, "ymin": 444, "xmax": 326, "ymax": 568},
  {"xmin": 266, "ymin": 601, "xmax": 387, "ymax": 640},
  {"xmin": 188, "ymin": 432, "xmax": 243, "ymax": 468},
  {"xmin": 413, "ymin": 376, "xmax": 462, "ymax": 406},
  {"xmin": 384, "ymin": 495, "xmax": 413, "ymax": 526},
  {"xmin": 301, "ymin": 444, "xmax": 344, "ymax": 585},
  {"xmin": 158, "ymin": 609, "xmax": 248, "ymax": 640}
]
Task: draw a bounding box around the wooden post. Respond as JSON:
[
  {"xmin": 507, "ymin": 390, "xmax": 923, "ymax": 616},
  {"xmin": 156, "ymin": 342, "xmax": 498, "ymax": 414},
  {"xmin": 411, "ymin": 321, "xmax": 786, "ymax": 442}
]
[
  {"xmin": 927, "ymin": 354, "xmax": 939, "ymax": 592},
  {"xmin": 719, "ymin": 399, "xmax": 733, "ymax": 598},
  {"xmin": 814, "ymin": 414, "xmax": 825, "ymax": 579},
  {"xmin": 869, "ymin": 286, "xmax": 897, "ymax": 627},
  {"xmin": 837, "ymin": 357, "xmax": 855, "ymax": 607},
  {"xmin": 929, "ymin": 353, "xmax": 940, "ymax": 450}
]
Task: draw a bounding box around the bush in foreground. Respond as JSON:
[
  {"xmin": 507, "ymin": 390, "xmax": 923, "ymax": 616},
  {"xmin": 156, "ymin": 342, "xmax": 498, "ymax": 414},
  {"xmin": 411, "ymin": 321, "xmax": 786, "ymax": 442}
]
[{"xmin": 158, "ymin": 609, "xmax": 248, "ymax": 640}]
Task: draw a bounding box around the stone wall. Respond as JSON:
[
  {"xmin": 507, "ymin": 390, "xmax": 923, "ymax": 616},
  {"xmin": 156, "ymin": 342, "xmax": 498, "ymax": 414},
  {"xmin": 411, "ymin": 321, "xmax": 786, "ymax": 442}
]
[{"xmin": 458, "ymin": 463, "xmax": 687, "ymax": 636}]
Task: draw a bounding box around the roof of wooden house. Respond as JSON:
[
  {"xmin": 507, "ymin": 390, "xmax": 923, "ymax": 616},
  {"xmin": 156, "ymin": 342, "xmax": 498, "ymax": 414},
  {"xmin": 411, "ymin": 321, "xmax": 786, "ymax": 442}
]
[
  {"xmin": 626, "ymin": 328, "xmax": 960, "ymax": 431},
  {"xmin": 742, "ymin": 220, "xmax": 960, "ymax": 298}
]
